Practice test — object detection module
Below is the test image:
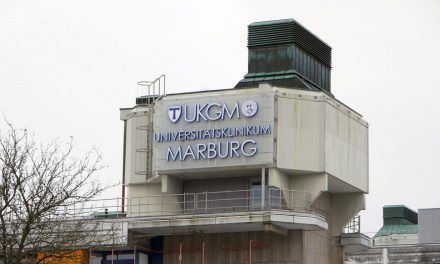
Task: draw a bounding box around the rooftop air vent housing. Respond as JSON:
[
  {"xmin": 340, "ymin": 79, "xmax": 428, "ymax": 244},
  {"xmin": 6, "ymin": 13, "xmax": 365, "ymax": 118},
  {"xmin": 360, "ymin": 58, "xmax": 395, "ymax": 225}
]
[{"xmin": 235, "ymin": 19, "xmax": 332, "ymax": 94}]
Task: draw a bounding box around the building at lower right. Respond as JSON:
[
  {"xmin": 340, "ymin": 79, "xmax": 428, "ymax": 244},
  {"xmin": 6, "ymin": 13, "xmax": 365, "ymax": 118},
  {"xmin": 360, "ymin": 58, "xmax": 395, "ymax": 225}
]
[{"xmin": 346, "ymin": 205, "xmax": 440, "ymax": 264}]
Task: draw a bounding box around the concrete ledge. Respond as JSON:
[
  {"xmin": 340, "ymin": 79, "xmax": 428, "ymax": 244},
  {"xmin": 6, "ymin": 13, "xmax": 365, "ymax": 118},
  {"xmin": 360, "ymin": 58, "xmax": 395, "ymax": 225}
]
[
  {"xmin": 127, "ymin": 210, "xmax": 327, "ymax": 236},
  {"xmin": 341, "ymin": 233, "xmax": 371, "ymax": 254},
  {"xmin": 347, "ymin": 244, "xmax": 440, "ymax": 263}
]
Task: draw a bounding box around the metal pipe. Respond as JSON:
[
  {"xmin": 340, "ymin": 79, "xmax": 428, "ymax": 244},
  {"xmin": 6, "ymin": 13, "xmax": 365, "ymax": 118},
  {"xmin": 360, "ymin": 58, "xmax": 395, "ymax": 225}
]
[
  {"xmin": 163, "ymin": 75, "xmax": 166, "ymax": 95},
  {"xmin": 157, "ymin": 76, "xmax": 160, "ymax": 97},
  {"xmin": 202, "ymin": 241, "xmax": 206, "ymax": 264},
  {"xmin": 183, "ymin": 192, "xmax": 186, "ymax": 213},
  {"xmin": 117, "ymin": 197, "xmax": 119, "ymax": 216},
  {"xmin": 291, "ymin": 189, "xmax": 294, "ymax": 210},
  {"xmin": 249, "ymin": 240, "xmax": 254, "ymax": 264},
  {"xmin": 122, "ymin": 120, "xmax": 127, "ymax": 214},
  {"xmin": 138, "ymin": 197, "xmax": 141, "ymax": 216},
  {"xmin": 179, "ymin": 242, "xmax": 183, "ymax": 264},
  {"xmin": 268, "ymin": 187, "xmax": 271, "ymax": 208},
  {"xmin": 205, "ymin": 191, "xmax": 208, "ymax": 213},
  {"xmin": 133, "ymin": 245, "xmax": 137, "ymax": 264},
  {"xmin": 261, "ymin": 167, "xmax": 265, "ymax": 210}
]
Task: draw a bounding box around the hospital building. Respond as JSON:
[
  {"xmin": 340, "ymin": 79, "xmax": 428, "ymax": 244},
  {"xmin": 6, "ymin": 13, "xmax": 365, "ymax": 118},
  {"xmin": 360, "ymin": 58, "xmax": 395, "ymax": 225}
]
[{"xmin": 119, "ymin": 18, "xmax": 369, "ymax": 264}]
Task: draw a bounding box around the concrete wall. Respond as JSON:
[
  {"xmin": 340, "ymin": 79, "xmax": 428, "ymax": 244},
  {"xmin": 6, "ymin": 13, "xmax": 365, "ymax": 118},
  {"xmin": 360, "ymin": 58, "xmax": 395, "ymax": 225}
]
[
  {"xmin": 161, "ymin": 175, "xmax": 182, "ymax": 194},
  {"xmin": 290, "ymin": 173, "xmax": 327, "ymax": 202},
  {"xmin": 275, "ymin": 88, "xmax": 368, "ymax": 193},
  {"xmin": 324, "ymin": 102, "xmax": 368, "ymax": 192},
  {"xmin": 183, "ymin": 177, "xmax": 249, "ymax": 193},
  {"xmin": 160, "ymin": 175, "xmax": 183, "ymax": 215},
  {"xmin": 120, "ymin": 86, "xmax": 367, "ymax": 263},
  {"xmin": 310, "ymin": 191, "xmax": 364, "ymax": 237},
  {"xmin": 419, "ymin": 208, "xmax": 440, "ymax": 244},
  {"xmin": 183, "ymin": 177, "xmax": 252, "ymax": 213},
  {"xmin": 373, "ymin": 234, "xmax": 418, "ymax": 247},
  {"xmin": 305, "ymin": 192, "xmax": 344, "ymax": 263},
  {"xmin": 126, "ymin": 183, "xmax": 162, "ymax": 217},
  {"xmin": 331, "ymin": 193, "xmax": 365, "ymax": 236},
  {"xmin": 136, "ymin": 191, "xmax": 340, "ymax": 264},
  {"xmin": 163, "ymin": 230, "xmax": 303, "ymax": 264},
  {"xmin": 161, "ymin": 227, "xmax": 344, "ymax": 264},
  {"xmin": 269, "ymin": 168, "xmax": 292, "ymax": 208},
  {"xmin": 347, "ymin": 245, "xmax": 440, "ymax": 264},
  {"xmin": 276, "ymin": 94, "xmax": 325, "ymax": 173},
  {"xmin": 122, "ymin": 86, "xmax": 368, "ymax": 198},
  {"xmin": 121, "ymin": 106, "xmax": 153, "ymax": 185},
  {"xmin": 268, "ymin": 168, "xmax": 289, "ymax": 190}
]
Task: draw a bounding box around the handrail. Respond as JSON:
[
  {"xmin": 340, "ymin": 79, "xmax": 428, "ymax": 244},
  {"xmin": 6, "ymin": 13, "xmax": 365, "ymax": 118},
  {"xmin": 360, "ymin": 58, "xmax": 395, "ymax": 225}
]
[
  {"xmin": 49, "ymin": 188, "xmax": 311, "ymax": 220},
  {"xmin": 137, "ymin": 74, "xmax": 166, "ymax": 102}
]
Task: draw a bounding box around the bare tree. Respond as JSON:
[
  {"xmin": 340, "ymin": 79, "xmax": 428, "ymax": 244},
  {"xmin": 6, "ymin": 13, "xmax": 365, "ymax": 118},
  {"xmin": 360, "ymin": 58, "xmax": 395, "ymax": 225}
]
[{"xmin": 0, "ymin": 121, "xmax": 116, "ymax": 263}]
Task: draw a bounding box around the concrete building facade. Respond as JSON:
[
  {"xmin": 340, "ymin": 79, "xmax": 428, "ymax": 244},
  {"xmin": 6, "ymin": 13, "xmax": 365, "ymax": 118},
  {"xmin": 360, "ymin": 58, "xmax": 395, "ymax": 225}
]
[{"xmin": 119, "ymin": 19, "xmax": 369, "ymax": 264}]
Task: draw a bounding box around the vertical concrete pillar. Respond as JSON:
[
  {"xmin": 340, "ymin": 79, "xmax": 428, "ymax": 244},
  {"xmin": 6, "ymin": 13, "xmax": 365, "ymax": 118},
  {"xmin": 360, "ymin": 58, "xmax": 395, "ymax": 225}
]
[
  {"xmin": 161, "ymin": 175, "xmax": 183, "ymax": 215},
  {"xmin": 382, "ymin": 248, "xmax": 388, "ymax": 264}
]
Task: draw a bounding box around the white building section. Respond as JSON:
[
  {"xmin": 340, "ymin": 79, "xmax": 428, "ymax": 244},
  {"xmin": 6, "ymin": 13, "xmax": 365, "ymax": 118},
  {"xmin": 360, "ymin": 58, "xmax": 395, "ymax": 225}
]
[
  {"xmin": 120, "ymin": 83, "xmax": 368, "ymax": 263},
  {"xmin": 118, "ymin": 19, "xmax": 369, "ymax": 264}
]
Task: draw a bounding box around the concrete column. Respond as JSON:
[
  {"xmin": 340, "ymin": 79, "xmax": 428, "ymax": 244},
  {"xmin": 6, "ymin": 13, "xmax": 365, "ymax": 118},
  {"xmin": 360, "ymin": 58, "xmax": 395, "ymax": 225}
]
[
  {"xmin": 382, "ymin": 248, "xmax": 388, "ymax": 264},
  {"xmin": 161, "ymin": 175, "xmax": 183, "ymax": 216},
  {"xmin": 161, "ymin": 175, "xmax": 182, "ymax": 194}
]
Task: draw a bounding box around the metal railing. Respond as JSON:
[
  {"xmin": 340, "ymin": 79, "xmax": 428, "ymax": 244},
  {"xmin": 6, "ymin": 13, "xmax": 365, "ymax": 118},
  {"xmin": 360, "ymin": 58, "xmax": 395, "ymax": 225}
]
[
  {"xmin": 56, "ymin": 188, "xmax": 311, "ymax": 219},
  {"xmin": 344, "ymin": 214, "xmax": 361, "ymax": 234},
  {"xmin": 136, "ymin": 74, "xmax": 166, "ymax": 105}
]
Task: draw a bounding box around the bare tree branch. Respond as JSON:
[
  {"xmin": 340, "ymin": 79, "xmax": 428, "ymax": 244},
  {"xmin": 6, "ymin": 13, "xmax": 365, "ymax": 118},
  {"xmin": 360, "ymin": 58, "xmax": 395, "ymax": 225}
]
[{"xmin": 0, "ymin": 119, "xmax": 114, "ymax": 264}]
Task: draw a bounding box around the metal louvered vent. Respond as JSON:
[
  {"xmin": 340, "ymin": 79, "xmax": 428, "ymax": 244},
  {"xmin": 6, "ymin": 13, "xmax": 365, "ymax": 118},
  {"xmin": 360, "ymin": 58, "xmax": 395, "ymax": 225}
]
[
  {"xmin": 248, "ymin": 19, "xmax": 331, "ymax": 67},
  {"xmin": 236, "ymin": 18, "xmax": 333, "ymax": 94},
  {"xmin": 248, "ymin": 22, "xmax": 295, "ymax": 47}
]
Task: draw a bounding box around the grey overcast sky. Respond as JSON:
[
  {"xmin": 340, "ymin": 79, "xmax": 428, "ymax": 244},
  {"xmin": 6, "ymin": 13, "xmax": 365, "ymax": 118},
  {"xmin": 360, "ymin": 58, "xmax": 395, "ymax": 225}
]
[{"xmin": 1, "ymin": 0, "xmax": 439, "ymax": 236}]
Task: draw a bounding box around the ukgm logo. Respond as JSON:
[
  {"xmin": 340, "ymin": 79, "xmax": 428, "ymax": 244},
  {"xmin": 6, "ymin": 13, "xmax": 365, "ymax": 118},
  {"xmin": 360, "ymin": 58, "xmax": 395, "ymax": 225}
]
[
  {"xmin": 241, "ymin": 100, "xmax": 258, "ymax": 118},
  {"xmin": 168, "ymin": 105, "xmax": 182, "ymax": 123},
  {"xmin": 167, "ymin": 100, "xmax": 258, "ymax": 123}
]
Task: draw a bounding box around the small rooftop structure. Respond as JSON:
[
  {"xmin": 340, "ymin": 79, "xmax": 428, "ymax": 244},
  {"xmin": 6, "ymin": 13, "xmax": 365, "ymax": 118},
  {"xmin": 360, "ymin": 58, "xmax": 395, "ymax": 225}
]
[
  {"xmin": 375, "ymin": 205, "xmax": 418, "ymax": 238},
  {"xmin": 373, "ymin": 205, "xmax": 418, "ymax": 247},
  {"xmin": 235, "ymin": 19, "xmax": 332, "ymax": 94},
  {"xmin": 347, "ymin": 206, "xmax": 440, "ymax": 263}
]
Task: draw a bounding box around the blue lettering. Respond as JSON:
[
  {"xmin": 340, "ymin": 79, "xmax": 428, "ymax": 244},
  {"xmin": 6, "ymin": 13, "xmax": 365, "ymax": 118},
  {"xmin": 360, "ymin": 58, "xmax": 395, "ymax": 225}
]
[
  {"xmin": 261, "ymin": 125, "xmax": 271, "ymax": 134},
  {"xmin": 218, "ymin": 142, "xmax": 228, "ymax": 158},
  {"xmin": 222, "ymin": 102, "xmax": 240, "ymax": 120},
  {"xmin": 241, "ymin": 140, "xmax": 257, "ymax": 157},
  {"xmin": 182, "ymin": 145, "xmax": 196, "ymax": 160},
  {"xmin": 230, "ymin": 141, "xmax": 240, "ymax": 157},
  {"xmin": 206, "ymin": 103, "xmax": 222, "ymax": 121},
  {"xmin": 184, "ymin": 105, "xmax": 196, "ymax": 122},
  {"xmin": 167, "ymin": 146, "xmax": 182, "ymax": 161},
  {"xmin": 196, "ymin": 104, "xmax": 208, "ymax": 122},
  {"xmin": 207, "ymin": 143, "xmax": 217, "ymax": 159},
  {"xmin": 196, "ymin": 144, "xmax": 207, "ymax": 159}
]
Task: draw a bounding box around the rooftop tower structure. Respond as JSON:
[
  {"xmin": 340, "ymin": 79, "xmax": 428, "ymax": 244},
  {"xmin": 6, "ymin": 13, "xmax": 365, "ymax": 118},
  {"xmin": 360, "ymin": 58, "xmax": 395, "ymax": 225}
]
[
  {"xmin": 120, "ymin": 19, "xmax": 369, "ymax": 264},
  {"xmin": 235, "ymin": 19, "xmax": 332, "ymax": 93}
]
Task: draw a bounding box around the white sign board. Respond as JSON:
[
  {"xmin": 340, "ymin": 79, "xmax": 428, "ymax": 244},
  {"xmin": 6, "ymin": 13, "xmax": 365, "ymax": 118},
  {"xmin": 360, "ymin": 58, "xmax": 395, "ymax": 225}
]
[{"xmin": 153, "ymin": 90, "xmax": 274, "ymax": 173}]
